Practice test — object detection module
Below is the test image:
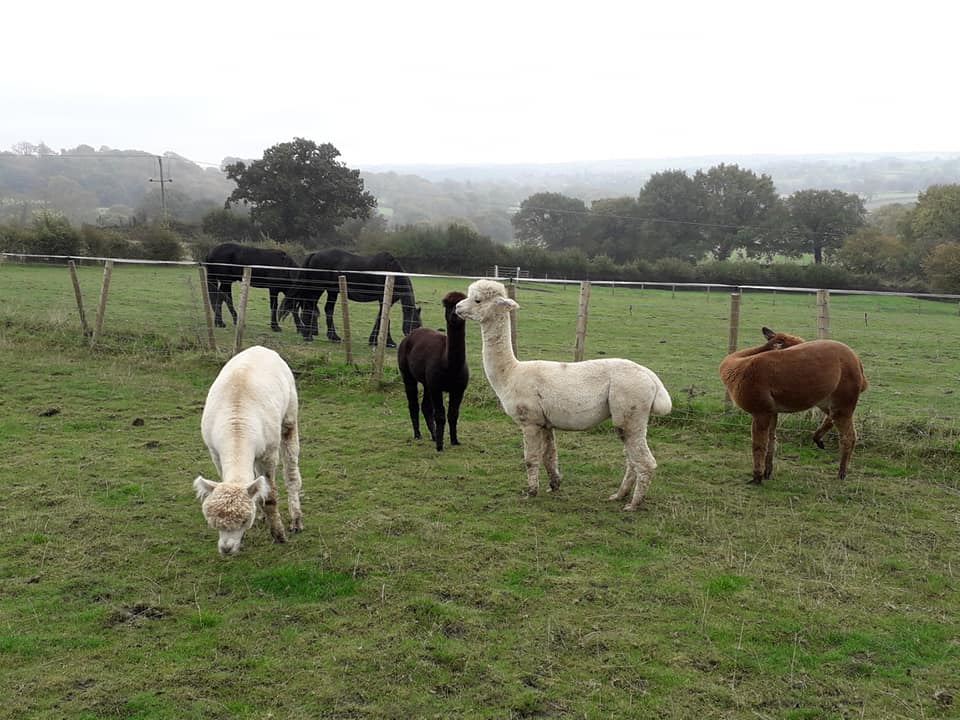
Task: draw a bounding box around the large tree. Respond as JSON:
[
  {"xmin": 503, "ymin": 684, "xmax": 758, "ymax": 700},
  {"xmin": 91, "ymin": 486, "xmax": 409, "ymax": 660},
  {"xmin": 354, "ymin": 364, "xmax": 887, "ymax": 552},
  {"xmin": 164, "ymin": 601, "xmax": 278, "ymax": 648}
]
[
  {"xmin": 584, "ymin": 196, "xmax": 642, "ymax": 262},
  {"xmin": 693, "ymin": 164, "xmax": 784, "ymax": 261},
  {"xmin": 225, "ymin": 138, "xmax": 376, "ymax": 245},
  {"xmin": 785, "ymin": 189, "xmax": 866, "ymax": 264},
  {"xmin": 635, "ymin": 170, "xmax": 708, "ymax": 261},
  {"xmin": 511, "ymin": 192, "xmax": 588, "ymax": 250},
  {"xmin": 908, "ymin": 184, "xmax": 960, "ymax": 242}
]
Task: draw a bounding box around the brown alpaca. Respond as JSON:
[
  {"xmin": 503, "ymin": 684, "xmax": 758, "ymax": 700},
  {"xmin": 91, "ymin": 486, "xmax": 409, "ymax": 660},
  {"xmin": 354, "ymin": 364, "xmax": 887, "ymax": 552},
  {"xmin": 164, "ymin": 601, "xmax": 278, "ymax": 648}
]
[{"xmin": 719, "ymin": 327, "xmax": 868, "ymax": 484}]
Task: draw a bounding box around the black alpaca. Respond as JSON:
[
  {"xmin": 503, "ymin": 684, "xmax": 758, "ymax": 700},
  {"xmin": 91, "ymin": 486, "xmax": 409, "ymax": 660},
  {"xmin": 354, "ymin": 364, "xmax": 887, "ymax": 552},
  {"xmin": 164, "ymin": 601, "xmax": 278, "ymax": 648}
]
[
  {"xmin": 280, "ymin": 248, "xmax": 421, "ymax": 346},
  {"xmin": 397, "ymin": 291, "xmax": 469, "ymax": 451},
  {"xmin": 203, "ymin": 243, "xmax": 302, "ymax": 332}
]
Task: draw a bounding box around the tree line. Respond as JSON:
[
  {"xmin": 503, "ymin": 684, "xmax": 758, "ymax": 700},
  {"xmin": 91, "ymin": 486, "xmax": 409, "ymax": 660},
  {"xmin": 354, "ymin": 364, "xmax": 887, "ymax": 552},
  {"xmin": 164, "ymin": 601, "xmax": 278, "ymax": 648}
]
[{"xmin": 2, "ymin": 138, "xmax": 959, "ymax": 293}]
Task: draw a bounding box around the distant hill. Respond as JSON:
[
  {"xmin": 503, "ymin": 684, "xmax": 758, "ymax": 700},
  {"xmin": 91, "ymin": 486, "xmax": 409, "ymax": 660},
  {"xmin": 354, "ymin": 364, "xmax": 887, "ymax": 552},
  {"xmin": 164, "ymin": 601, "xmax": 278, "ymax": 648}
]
[{"xmin": 3, "ymin": 146, "xmax": 959, "ymax": 242}]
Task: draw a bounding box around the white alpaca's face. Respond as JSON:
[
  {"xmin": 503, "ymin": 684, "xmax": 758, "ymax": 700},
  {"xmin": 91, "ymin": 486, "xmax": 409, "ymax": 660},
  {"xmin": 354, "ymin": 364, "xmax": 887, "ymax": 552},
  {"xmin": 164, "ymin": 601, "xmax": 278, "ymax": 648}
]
[
  {"xmin": 193, "ymin": 475, "xmax": 267, "ymax": 556},
  {"xmin": 456, "ymin": 281, "xmax": 516, "ymax": 323}
]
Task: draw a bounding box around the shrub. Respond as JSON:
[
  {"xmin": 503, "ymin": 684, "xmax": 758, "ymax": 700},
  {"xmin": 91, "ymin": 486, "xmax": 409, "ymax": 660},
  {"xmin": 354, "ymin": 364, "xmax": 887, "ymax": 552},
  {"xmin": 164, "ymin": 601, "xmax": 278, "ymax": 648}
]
[
  {"xmin": 923, "ymin": 242, "xmax": 960, "ymax": 293},
  {"xmin": 31, "ymin": 212, "xmax": 82, "ymax": 256},
  {"xmin": 133, "ymin": 224, "xmax": 184, "ymax": 261}
]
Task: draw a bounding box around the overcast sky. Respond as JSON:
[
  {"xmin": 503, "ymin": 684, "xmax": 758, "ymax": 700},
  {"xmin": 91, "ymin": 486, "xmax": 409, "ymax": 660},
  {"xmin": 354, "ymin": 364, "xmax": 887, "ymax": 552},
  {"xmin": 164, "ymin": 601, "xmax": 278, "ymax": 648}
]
[{"xmin": 3, "ymin": 0, "xmax": 958, "ymax": 169}]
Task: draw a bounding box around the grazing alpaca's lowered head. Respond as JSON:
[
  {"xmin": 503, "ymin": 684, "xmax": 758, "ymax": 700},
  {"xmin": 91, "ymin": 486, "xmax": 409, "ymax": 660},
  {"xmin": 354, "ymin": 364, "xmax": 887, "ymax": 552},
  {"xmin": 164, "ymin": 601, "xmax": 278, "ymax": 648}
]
[
  {"xmin": 719, "ymin": 326, "xmax": 868, "ymax": 484},
  {"xmin": 194, "ymin": 346, "xmax": 304, "ymax": 555},
  {"xmin": 397, "ymin": 291, "xmax": 469, "ymax": 451},
  {"xmin": 455, "ymin": 279, "xmax": 671, "ymax": 510}
]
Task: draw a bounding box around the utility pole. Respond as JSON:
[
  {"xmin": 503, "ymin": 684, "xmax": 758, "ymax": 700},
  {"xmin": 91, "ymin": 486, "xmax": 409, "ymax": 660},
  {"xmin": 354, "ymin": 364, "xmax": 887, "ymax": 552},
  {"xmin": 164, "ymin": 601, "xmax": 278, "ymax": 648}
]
[{"xmin": 148, "ymin": 156, "xmax": 173, "ymax": 224}]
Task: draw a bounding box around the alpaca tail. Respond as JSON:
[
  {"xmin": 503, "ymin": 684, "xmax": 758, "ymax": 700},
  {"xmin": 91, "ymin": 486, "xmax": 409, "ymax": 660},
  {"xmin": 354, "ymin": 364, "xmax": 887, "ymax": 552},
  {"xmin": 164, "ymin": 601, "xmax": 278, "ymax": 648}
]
[{"xmin": 648, "ymin": 370, "xmax": 672, "ymax": 416}]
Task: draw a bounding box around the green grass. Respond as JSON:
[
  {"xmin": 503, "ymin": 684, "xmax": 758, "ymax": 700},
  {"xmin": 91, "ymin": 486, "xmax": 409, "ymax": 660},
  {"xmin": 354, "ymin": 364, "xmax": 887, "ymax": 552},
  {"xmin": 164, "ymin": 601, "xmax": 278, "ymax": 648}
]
[{"xmin": 0, "ymin": 261, "xmax": 958, "ymax": 718}]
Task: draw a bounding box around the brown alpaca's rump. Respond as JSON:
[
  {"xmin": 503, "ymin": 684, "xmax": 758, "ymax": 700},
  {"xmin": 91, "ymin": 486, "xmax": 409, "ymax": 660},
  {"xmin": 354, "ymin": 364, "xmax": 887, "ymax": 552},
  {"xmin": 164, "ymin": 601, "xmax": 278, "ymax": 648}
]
[{"xmin": 719, "ymin": 327, "xmax": 868, "ymax": 484}]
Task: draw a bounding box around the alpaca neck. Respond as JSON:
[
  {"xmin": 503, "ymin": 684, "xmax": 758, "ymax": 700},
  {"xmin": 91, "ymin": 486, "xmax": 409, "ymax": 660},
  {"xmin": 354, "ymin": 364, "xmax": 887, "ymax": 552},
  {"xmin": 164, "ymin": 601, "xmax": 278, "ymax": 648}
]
[
  {"xmin": 478, "ymin": 311, "xmax": 518, "ymax": 389},
  {"xmin": 218, "ymin": 437, "xmax": 257, "ymax": 485},
  {"xmin": 445, "ymin": 317, "xmax": 467, "ymax": 369},
  {"xmin": 729, "ymin": 343, "xmax": 775, "ymax": 360}
]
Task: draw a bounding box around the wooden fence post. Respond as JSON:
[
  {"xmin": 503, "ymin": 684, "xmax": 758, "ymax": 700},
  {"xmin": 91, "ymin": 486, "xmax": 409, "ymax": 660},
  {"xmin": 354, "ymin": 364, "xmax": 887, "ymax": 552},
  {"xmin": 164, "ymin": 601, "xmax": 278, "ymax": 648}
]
[
  {"xmin": 338, "ymin": 274, "xmax": 353, "ymax": 364},
  {"xmin": 372, "ymin": 275, "xmax": 394, "ymax": 384},
  {"xmin": 574, "ymin": 280, "xmax": 591, "ymax": 362},
  {"xmin": 68, "ymin": 260, "xmax": 90, "ymax": 337},
  {"xmin": 724, "ymin": 291, "xmax": 742, "ymax": 405},
  {"xmin": 816, "ymin": 289, "xmax": 830, "ymax": 339},
  {"xmin": 506, "ymin": 281, "xmax": 518, "ymax": 358},
  {"xmin": 198, "ymin": 266, "xmax": 217, "ymax": 352},
  {"xmin": 90, "ymin": 260, "xmax": 113, "ymax": 348},
  {"xmin": 232, "ymin": 266, "xmax": 252, "ymax": 356}
]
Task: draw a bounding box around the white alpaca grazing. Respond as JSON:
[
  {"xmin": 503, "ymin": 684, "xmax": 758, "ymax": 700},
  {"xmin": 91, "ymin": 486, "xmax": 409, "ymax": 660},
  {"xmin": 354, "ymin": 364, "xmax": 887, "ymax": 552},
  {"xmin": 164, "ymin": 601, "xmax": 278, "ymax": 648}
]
[
  {"xmin": 193, "ymin": 345, "xmax": 304, "ymax": 555},
  {"xmin": 456, "ymin": 279, "xmax": 671, "ymax": 510}
]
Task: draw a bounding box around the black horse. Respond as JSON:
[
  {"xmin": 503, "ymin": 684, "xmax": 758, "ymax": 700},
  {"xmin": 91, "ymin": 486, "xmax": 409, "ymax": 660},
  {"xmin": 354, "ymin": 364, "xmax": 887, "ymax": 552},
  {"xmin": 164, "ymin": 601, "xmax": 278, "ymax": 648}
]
[
  {"xmin": 282, "ymin": 249, "xmax": 421, "ymax": 346},
  {"xmin": 203, "ymin": 243, "xmax": 302, "ymax": 332}
]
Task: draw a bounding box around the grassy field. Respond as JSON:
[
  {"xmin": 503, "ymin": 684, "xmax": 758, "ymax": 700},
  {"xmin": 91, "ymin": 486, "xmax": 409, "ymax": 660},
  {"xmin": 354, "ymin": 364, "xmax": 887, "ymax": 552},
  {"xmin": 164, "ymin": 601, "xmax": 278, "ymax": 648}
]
[{"xmin": 1, "ymin": 261, "xmax": 958, "ymax": 719}]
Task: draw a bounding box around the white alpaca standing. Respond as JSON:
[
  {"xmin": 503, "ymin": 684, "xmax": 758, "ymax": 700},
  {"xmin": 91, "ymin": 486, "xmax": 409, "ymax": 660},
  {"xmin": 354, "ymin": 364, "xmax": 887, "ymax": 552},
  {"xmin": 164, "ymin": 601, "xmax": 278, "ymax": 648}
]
[
  {"xmin": 456, "ymin": 279, "xmax": 671, "ymax": 510},
  {"xmin": 193, "ymin": 345, "xmax": 304, "ymax": 555}
]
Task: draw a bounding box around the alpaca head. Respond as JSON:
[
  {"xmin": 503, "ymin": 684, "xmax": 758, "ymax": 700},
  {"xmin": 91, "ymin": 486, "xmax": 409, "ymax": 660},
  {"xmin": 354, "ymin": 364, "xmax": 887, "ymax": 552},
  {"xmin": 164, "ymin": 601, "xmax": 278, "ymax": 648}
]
[
  {"xmin": 761, "ymin": 326, "xmax": 806, "ymax": 350},
  {"xmin": 442, "ymin": 291, "xmax": 467, "ymax": 325},
  {"xmin": 193, "ymin": 475, "xmax": 269, "ymax": 555},
  {"xmin": 456, "ymin": 280, "xmax": 519, "ymax": 323}
]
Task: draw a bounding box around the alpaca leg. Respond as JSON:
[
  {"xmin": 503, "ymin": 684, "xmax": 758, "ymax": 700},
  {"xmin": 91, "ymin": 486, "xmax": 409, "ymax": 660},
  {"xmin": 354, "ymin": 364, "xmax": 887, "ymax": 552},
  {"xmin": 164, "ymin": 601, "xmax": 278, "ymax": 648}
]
[
  {"xmin": 763, "ymin": 413, "xmax": 778, "ymax": 480},
  {"xmin": 750, "ymin": 413, "xmax": 774, "ymax": 484},
  {"xmin": 447, "ymin": 388, "xmax": 464, "ymax": 446},
  {"xmin": 834, "ymin": 413, "xmax": 857, "ymax": 480},
  {"xmin": 520, "ymin": 424, "xmax": 547, "ymax": 496},
  {"xmin": 281, "ymin": 422, "xmax": 303, "ymax": 533},
  {"xmin": 622, "ymin": 427, "xmax": 657, "ymax": 511},
  {"xmin": 608, "ymin": 428, "xmax": 637, "ymax": 503},
  {"xmin": 402, "ymin": 376, "xmax": 422, "ymax": 439},
  {"xmin": 812, "ymin": 412, "xmax": 834, "ymax": 449},
  {"xmin": 260, "ymin": 455, "xmax": 287, "ymax": 543},
  {"xmin": 430, "ymin": 388, "xmax": 446, "ymax": 452},
  {"xmin": 543, "ymin": 428, "xmax": 562, "ymax": 492},
  {"xmin": 420, "ymin": 393, "xmax": 437, "ymax": 442}
]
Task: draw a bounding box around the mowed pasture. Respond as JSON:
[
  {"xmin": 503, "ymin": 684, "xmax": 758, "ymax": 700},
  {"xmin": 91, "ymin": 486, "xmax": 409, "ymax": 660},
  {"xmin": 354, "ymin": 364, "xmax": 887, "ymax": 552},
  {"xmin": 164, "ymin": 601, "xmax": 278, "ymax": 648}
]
[{"xmin": 1, "ymin": 260, "xmax": 958, "ymax": 719}]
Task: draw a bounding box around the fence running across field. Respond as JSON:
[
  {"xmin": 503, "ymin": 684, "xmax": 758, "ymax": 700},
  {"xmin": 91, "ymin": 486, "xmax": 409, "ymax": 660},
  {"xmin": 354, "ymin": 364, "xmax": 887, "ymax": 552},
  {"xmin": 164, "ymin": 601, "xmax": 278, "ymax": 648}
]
[{"xmin": 3, "ymin": 252, "xmax": 960, "ymax": 450}]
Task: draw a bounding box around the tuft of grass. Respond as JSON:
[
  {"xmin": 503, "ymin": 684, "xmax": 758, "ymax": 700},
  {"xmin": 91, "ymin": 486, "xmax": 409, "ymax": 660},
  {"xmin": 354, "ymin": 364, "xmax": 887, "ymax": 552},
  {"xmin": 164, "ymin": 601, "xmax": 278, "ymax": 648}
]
[{"xmin": 248, "ymin": 564, "xmax": 358, "ymax": 602}]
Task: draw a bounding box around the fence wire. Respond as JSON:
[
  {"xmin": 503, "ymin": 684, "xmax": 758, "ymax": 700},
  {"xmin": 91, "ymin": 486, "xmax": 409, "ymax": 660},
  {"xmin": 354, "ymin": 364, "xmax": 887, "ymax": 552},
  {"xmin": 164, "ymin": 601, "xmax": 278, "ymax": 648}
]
[{"xmin": 2, "ymin": 255, "xmax": 958, "ymax": 453}]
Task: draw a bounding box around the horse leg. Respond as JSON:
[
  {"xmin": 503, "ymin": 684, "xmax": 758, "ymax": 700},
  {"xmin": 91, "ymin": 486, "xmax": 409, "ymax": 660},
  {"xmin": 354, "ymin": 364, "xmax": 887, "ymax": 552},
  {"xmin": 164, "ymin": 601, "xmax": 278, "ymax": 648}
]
[
  {"xmin": 269, "ymin": 289, "xmax": 281, "ymax": 331},
  {"xmin": 833, "ymin": 412, "xmax": 857, "ymax": 480},
  {"xmin": 750, "ymin": 413, "xmax": 774, "ymax": 484},
  {"xmin": 223, "ymin": 285, "xmax": 238, "ymax": 326},
  {"xmin": 430, "ymin": 387, "xmax": 446, "ymax": 452},
  {"xmin": 369, "ymin": 300, "xmax": 396, "ymax": 347},
  {"xmin": 447, "ymin": 387, "xmax": 464, "ymax": 446},
  {"xmin": 325, "ymin": 293, "xmax": 341, "ymax": 342},
  {"xmin": 208, "ymin": 280, "xmax": 226, "ymax": 328},
  {"xmin": 280, "ymin": 420, "xmax": 303, "ymax": 532},
  {"xmin": 520, "ymin": 424, "xmax": 547, "ymax": 497},
  {"xmin": 762, "ymin": 413, "xmax": 778, "ymax": 480}
]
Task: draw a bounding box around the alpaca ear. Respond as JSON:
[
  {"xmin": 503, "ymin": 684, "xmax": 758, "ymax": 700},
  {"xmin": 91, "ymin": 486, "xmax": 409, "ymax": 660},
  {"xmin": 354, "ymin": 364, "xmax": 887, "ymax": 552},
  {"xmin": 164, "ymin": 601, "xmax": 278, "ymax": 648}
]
[
  {"xmin": 193, "ymin": 475, "xmax": 218, "ymax": 501},
  {"xmin": 762, "ymin": 327, "xmax": 775, "ymax": 340},
  {"xmin": 496, "ymin": 297, "xmax": 520, "ymax": 310},
  {"xmin": 246, "ymin": 476, "xmax": 269, "ymax": 501}
]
